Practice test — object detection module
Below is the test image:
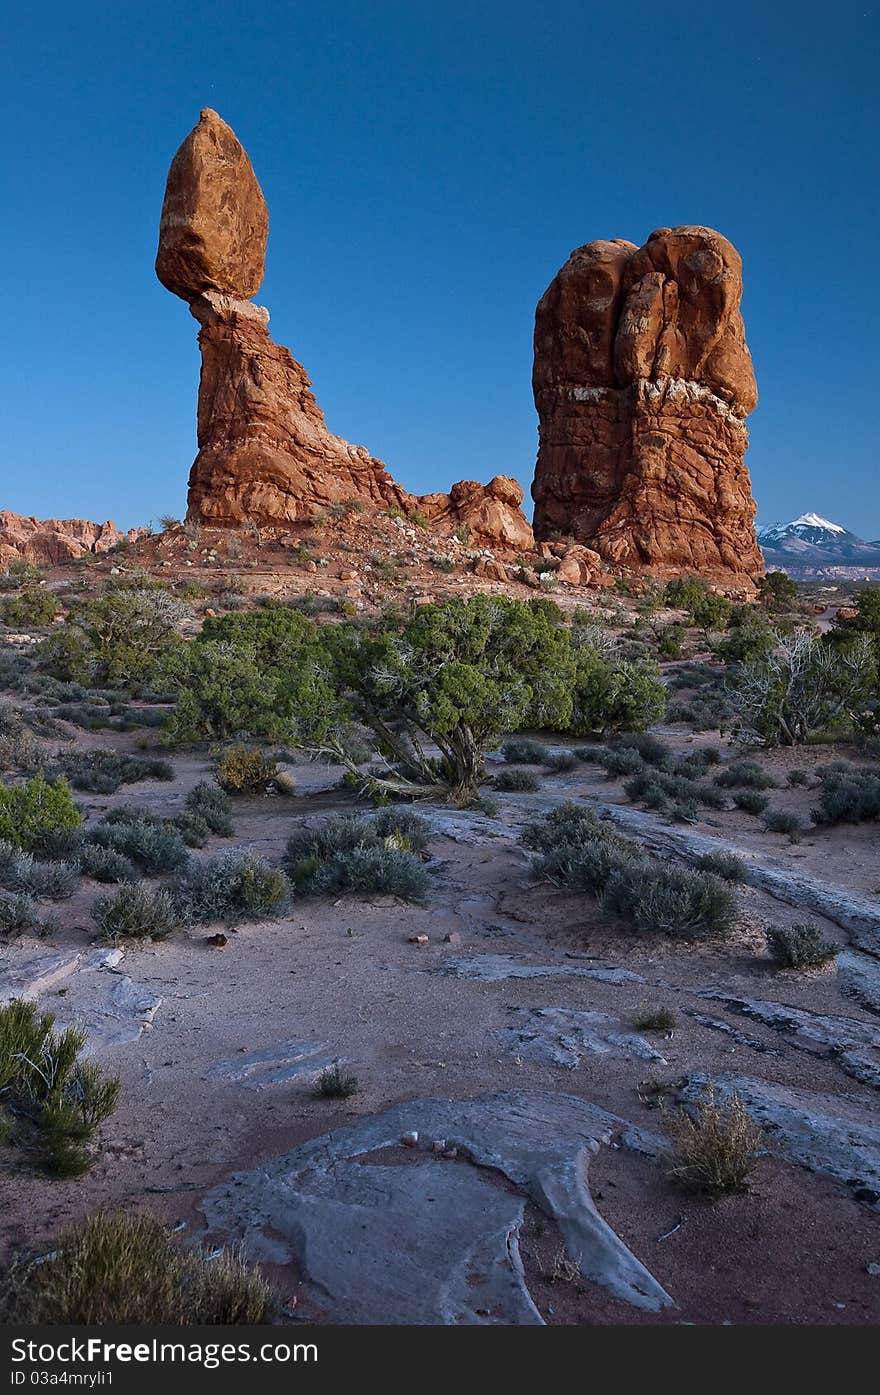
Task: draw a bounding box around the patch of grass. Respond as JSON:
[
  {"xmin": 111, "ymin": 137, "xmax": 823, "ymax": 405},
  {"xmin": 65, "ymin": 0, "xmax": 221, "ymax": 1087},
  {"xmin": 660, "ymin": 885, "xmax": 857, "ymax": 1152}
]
[
  {"xmin": 766, "ymin": 922, "xmax": 836, "ymax": 969},
  {"xmin": 632, "ymin": 1006, "xmax": 676, "ymax": 1032},
  {"xmin": 495, "ymin": 767, "xmax": 540, "ymax": 792},
  {"xmin": 694, "ymin": 850, "xmax": 747, "ymax": 883},
  {"xmin": 714, "ymin": 760, "xmax": 777, "ymax": 790},
  {"xmin": 733, "ymin": 789, "xmax": 769, "ymax": 815},
  {"xmin": 92, "ymin": 884, "xmax": 180, "ymax": 942},
  {"xmin": 284, "ymin": 813, "xmax": 429, "ymax": 902},
  {"xmin": 173, "ymin": 849, "xmax": 290, "ymax": 925},
  {"xmin": 215, "ymin": 746, "xmax": 279, "ymax": 795},
  {"xmin": 0, "ymin": 1000, "xmax": 120, "ymax": 1176},
  {"xmin": 0, "ymin": 1212, "xmax": 272, "ymax": 1324},
  {"xmin": 501, "ymin": 738, "xmax": 546, "ymax": 764},
  {"xmin": 668, "ymin": 1085, "xmax": 760, "ymax": 1196},
  {"xmin": 314, "ymin": 1063, "xmax": 359, "ymax": 1099},
  {"xmin": 762, "ymin": 807, "xmax": 807, "ymax": 841}
]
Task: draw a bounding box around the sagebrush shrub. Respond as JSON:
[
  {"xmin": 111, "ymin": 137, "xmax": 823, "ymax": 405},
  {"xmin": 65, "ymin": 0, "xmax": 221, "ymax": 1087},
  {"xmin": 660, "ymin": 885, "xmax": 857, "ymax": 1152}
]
[
  {"xmin": 715, "ymin": 760, "xmax": 777, "ymax": 790},
  {"xmin": 371, "ymin": 808, "xmax": 430, "ymax": 851},
  {"xmin": 495, "ymin": 767, "xmax": 540, "ymax": 792},
  {"xmin": 46, "ymin": 749, "xmax": 173, "ymax": 794},
  {"xmin": 92, "ymin": 884, "xmax": 180, "ymax": 942},
  {"xmin": 502, "ymin": 738, "xmax": 546, "ymax": 764},
  {"xmin": 733, "ymin": 789, "xmax": 769, "ymax": 815},
  {"xmin": 184, "ymin": 781, "xmax": 233, "ymax": 835},
  {"xmin": 76, "ymin": 843, "xmax": 136, "ymax": 884},
  {"xmin": 0, "ymin": 891, "xmax": 47, "ymax": 936},
  {"xmin": 174, "ymin": 849, "xmax": 290, "ymax": 924},
  {"xmin": 543, "ymin": 749, "xmax": 578, "ymax": 772},
  {"xmin": 284, "ymin": 813, "xmax": 429, "ymax": 901},
  {"xmin": 0, "ymin": 1213, "xmax": 272, "ymax": 1325},
  {"xmin": 85, "ymin": 809, "xmax": 190, "ymax": 874},
  {"xmin": 812, "ymin": 763, "xmax": 880, "ymax": 824},
  {"xmin": 668, "ymin": 1086, "xmax": 760, "ymax": 1195},
  {"xmin": 521, "ymin": 803, "xmax": 641, "ymax": 894},
  {"xmin": 598, "ymin": 746, "xmax": 646, "ymax": 778},
  {"xmin": 762, "ymin": 807, "xmax": 807, "ymax": 840},
  {"xmin": 603, "ymin": 862, "xmax": 734, "ymax": 940},
  {"xmin": 695, "ymin": 850, "xmax": 747, "ymax": 883},
  {"xmin": 766, "ymin": 922, "xmax": 836, "ymax": 968},
  {"xmin": 215, "ymin": 746, "xmax": 278, "ymax": 794},
  {"xmin": 0, "ymin": 842, "xmax": 78, "ymax": 899},
  {"xmin": 314, "ymin": 1063, "xmax": 360, "ymax": 1099},
  {"xmin": 305, "ymin": 844, "xmax": 429, "ymax": 900}
]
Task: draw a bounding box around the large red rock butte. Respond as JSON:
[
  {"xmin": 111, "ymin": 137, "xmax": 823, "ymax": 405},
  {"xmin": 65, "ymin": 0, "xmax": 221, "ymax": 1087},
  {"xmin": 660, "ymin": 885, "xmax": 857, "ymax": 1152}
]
[
  {"xmin": 157, "ymin": 110, "xmax": 533, "ymax": 553},
  {"xmin": 531, "ymin": 228, "xmax": 763, "ymax": 582}
]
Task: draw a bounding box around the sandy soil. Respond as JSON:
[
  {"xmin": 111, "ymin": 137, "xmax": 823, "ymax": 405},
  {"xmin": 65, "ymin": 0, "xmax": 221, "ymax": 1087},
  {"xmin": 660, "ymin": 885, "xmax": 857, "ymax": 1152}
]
[{"xmin": 2, "ymin": 708, "xmax": 879, "ymax": 1325}]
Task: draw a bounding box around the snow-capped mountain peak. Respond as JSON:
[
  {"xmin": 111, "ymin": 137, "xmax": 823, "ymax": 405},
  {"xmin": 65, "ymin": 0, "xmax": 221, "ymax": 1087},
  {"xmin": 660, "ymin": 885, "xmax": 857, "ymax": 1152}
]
[
  {"xmin": 789, "ymin": 513, "xmax": 845, "ymax": 534},
  {"xmin": 756, "ymin": 510, "xmax": 880, "ymax": 574}
]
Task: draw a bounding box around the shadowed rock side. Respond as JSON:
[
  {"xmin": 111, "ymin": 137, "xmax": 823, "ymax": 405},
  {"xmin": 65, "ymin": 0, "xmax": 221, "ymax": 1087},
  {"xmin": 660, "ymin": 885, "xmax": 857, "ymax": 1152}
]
[
  {"xmin": 157, "ymin": 110, "xmax": 534, "ymax": 551},
  {"xmin": 532, "ymin": 227, "xmax": 762, "ymax": 581}
]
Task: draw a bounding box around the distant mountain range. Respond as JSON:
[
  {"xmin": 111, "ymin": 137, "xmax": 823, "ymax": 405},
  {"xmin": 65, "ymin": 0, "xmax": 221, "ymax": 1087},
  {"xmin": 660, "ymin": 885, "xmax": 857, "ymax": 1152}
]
[{"xmin": 757, "ymin": 513, "xmax": 880, "ymax": 577}]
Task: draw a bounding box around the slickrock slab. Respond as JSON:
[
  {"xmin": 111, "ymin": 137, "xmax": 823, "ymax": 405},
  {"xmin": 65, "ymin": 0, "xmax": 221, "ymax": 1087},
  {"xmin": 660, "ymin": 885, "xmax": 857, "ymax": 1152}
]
[
  {"xmin": 838, "ymin": 950, "xmax": 880, "ymax": 1016},
  {"xmin": 202, "ymin": 1090, "xmax": 673, "ymax": 1320},
  {"xmin": 58, "ymin": 976, "xmax": 163, "ymax": 1055},
  {"xmin": 441, "ymin": 953, "xmax": 643, "ymax": 985},
  {"xmin": 699, "ymin": 991, "xmax": 880, "ymax": 1090},
  {"xmin": 207, "ymin": 1039, "xmax": 338, "ymax": 1089},
  {"xmin": 681, "ymin": 1074, "xmax": 880, "ymax": 1208},
  {"xmin": 497, "ymin": 1007, "xmax": 666, "ymax": 1068},
  {"xmin": 0, "ymin": 948, "xmax": 81, "ymax": 1004}
]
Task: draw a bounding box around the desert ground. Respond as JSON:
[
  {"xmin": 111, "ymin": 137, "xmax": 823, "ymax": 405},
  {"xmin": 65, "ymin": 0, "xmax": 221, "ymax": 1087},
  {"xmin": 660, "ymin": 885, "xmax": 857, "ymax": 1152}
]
[{"xmin": 1, "ymin": 548, "xmax": 878, "ymax": 1327}]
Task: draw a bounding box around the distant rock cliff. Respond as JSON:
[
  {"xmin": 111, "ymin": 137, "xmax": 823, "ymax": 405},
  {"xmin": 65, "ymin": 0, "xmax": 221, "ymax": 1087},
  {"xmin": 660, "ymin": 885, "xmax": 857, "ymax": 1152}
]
[{"xmin": 0, "ymin": 513, "xmax": 141, "ymax": 567}]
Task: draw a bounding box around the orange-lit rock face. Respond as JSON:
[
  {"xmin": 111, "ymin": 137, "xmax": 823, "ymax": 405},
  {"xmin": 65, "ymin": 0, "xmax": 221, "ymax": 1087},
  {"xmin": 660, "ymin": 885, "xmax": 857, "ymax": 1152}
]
[
  {"xmin": 532, "ymin": 226, "xmax": 762, "ymax": 579},
  {"xmin": 0, "ymin": 513, "xmax": 142, "ymax": 567},
  {"xmin": 159, "ymin": 112, "xmax": 533, "ymax": 552},
  {"xmin": 156, "ymin": 109, "xmax": 268, "ymax": 302}
]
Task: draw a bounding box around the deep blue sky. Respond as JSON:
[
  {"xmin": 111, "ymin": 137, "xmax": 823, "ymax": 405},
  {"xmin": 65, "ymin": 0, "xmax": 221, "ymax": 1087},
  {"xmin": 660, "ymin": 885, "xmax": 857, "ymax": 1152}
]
[{"xmin": 2, "ymin": 2, "xmax": 878, "ymax": 536}]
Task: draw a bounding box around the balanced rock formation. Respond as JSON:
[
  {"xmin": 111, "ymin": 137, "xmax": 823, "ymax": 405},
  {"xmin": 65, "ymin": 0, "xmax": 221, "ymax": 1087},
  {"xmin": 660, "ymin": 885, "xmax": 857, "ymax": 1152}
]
[
  {"xmin": 532, "ymin": 227, "xmax": 762, "ymax": 581},
  {"xmin": 0, "ymin": 513, "xmax": 142, "ymax": 568},
  {"xmin": 158, "ymin": 110, "xmax": 533, "ymax": 553}
]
